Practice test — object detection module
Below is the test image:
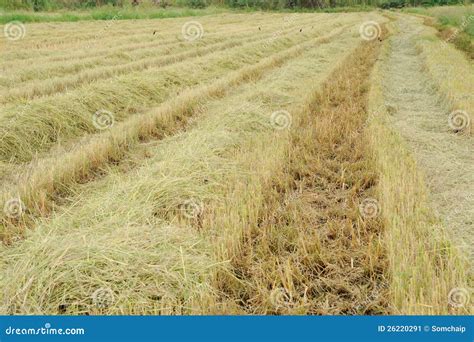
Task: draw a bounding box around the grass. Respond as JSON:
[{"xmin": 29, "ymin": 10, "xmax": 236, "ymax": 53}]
[
  {"xmin": 1, "ymin": 13, "xmax": 285, "ymax": 64},
  {"xmin": 214, "ymin": 31, "xmax": 389, "ymax": 314},
  {"xmin": 0, "ymin": 7, "xmax": 306, "ymax": 24},
  {"xmin": 0, "ymin": 12, "xmax": 358, "ymax": 235},
  {"xmin": 367, "ymin": 21, "xmax": 471, "ymax": 314},
  {"xmin": 0, "ymin": 16, "xmax": 332, "ymax": 100},
  {"xmin": 0, "ymin": 6, "xmax": 226, "ymax": 24},
  {"xmin": 0, "ymin": 13, "xmax": 395, "ymax": 314},
  {"xmin": 0, "ymin": 17, "xmax": 371, "ymax": 313},
  {"xmin": 0, "ymin": 20, "xmax": 350, "ymax": 240},
  {"xmin": 405, "ymin": 5, "xmax": 474, "ymax": 35},
  {"xmin": 0, "ymin": 11, "xmax": 471, "ymax": 315},
  {"xmin": 414, "ymin": 19, "xmax": 474, "ymax": 135},
  {"xmin": 0, "ymin": 4, "xmax": 377, "ymax": 24},
  {"xmin": 0, "ymin": 15, "xmax": 327, "ymax": 164},
  {"xmin": 405, "ymin": 5, "xmax": 474, "ymax": 57}
]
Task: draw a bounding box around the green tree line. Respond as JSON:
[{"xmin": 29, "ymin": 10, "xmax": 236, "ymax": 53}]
[{"xmin": 1, "ymin": 0, "xmax": 469, "ymax": 11}]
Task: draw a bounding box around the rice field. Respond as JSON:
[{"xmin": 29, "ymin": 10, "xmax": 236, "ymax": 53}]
[{"xmin": 0, "ymin": 10, "xmax": 472, "ymax": 315}]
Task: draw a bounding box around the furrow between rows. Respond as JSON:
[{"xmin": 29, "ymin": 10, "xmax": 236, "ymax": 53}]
[{"xmin": 213, "ymin": 35, "xmax": 389, "ymax": 315}]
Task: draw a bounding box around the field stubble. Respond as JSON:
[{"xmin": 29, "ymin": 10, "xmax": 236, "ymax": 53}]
[
  {"xmin": 0, "ymin": 12, "xmax": 388, "ymax": 314},
  {"xmin": 0, "ymin": 11, "xmax": 471, "ymax": 315}
]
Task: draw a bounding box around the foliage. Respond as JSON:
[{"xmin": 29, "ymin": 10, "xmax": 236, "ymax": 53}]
[{"xmin": 1, "ymin": 0, "xmax": 469, "ymax": 11}]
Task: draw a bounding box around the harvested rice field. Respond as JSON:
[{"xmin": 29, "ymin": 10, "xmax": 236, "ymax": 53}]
[{"xmin": 0, "ymin": 10, "xmax": 472, "ymax": 315}]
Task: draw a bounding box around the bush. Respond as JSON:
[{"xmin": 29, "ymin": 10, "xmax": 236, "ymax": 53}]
[
  {"xmin": 380, "ymin": 1, "xmax": 406, "ymax": 9},
  {"xmin": 176, "ymin": 0, "xmax": 208, "ymax": 8}
]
